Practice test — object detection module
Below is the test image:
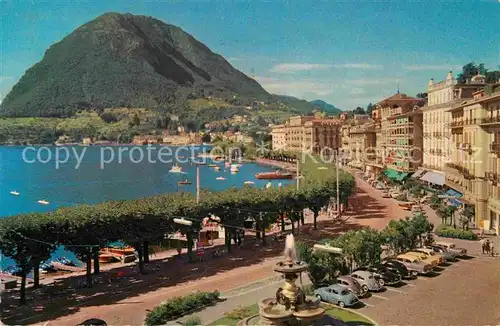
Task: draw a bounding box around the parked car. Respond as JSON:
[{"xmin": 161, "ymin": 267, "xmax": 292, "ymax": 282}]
[
  {"xmin": 357, "ymin": 265, "xmax": 402, "ymax": 286},
  {"xmin": 414, "ymin": 247, "xmax": 446, "ymax": 264},
  {"xmin": 335, "ymin": 275, "xmax": 367, "ymax": 297},
  {"xmin": 405, "ymin": 251, "xmax": 439, "ymax": 267},
  {"xmin": 382, "ymin": 259, "xmax": 417, "ymax": 279},
  {"xmin": 350, "ymin": 270, "xmax": 384, "ymax": 292},
  {"xmin": 426, "ymin": 245, "xmax": 457, "ymax": 261},
  {"xmin": 395, "ymin": 254, "xmax": 433, "ymax": 275},
  {"xmin": 381, "ymin": 191, "xmax": 391, "ymax": 198},
  {"xmin": 314, "ymin": 284, "xmax": 359, "ymax": 308},
  {"xmin": 435, "ymin": 241, "xmax": 468, "ymax": 257}
]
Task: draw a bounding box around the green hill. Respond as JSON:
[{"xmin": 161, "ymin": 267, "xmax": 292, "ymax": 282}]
[
  {"xmin": 0, "ymin": 12, "xmax": 271, "ymax": 117},
  {"xmin": 310, "ymin": 99, "xmax": 343, "ymax": 115}
]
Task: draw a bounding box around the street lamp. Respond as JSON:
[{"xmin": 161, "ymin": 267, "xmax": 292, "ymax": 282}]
[
  {"xmin": 174, "ymin": 218, "xmax": 192, "ymax": 226},
  {"xmin": 313, "ymin": 244, "xmax": 343, "ymax": 254}
]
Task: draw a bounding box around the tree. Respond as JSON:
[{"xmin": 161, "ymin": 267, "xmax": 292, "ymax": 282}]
[
  {"xmin": 353, "ymin": 107, "xmax": 365, "ymax": 115},
  {"xmin": 416, "ymin": 93, "xmax": 428, "ymax": 99},
  {"xmin": 366, "ymin": 103, "xmax": 374, "ymax": 116},
  {"xmin": 130, "ymin": 114, "xmax": 140, "ymax": 127}
]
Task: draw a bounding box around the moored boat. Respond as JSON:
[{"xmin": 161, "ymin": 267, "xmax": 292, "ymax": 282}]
[
  {"xmin": 169, "ymin": 165, "xmax": 183, "ymax": 173},
  {"xmin": 216, "ymin": 177, "xmax": 225, "ymax": 180},
  {"xmin": 10, "ymin": 191, "xmax": 20, "ymax": 196},
  {"xmin": 243, "ymin": 181, "xmax": 255, "ymax": 185},
  {"xmin": 255, "ymin": 171, "xmax": 293, "ymax": 180},
  {"xmin": 178, "ymin": 180, "xmax": 192, "ymax": 185}
]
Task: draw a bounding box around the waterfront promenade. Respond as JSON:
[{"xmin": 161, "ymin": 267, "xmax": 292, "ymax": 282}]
[{"xmin": 1, "ymin": 169, "xmax": 410, "ymax": 325}]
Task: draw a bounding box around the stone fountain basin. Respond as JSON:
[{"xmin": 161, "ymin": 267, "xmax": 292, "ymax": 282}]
[
  {"xmin": 260, "ymin": 306, "xmax": 294, "ymax": 319},
  {"xmin": 273, "ymin": 261, "xmax": 309, "ymax": 273}
]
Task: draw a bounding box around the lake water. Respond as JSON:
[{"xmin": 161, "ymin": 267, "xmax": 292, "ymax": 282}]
[{"xmin": 0, "ymin": 145, "xmax": 291, "ymax": 269}]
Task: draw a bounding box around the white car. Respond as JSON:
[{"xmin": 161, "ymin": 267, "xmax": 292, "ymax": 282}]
[{"xmin": 350, "ymin": 270, "xmax": 384, "ymax": 292}]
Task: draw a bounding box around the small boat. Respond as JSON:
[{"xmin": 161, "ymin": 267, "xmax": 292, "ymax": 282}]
[
  {"xmin": 243, "ymin": 181, "xmax": 255, "ymax": 185},
  {"xmin": 213, "ymin": 166, "xmax": 221, "ymax": 170},
  {"xmin": 57, "ymin": 257, "xmax": 76, "ymax": 267},
  {"xmin": 265, "ymin": 182, "xmax": 272, "ymax": 189},
  {"xmin": 255, "ymin": 171, "xmax": 293, "ymax": 180},
  {"xmin": 178, "ymin": 180, "xmax": 192, "ymax": 185},
  {"xmin": 208, "ymin": 164, "xmax": 218, "ymax": 167},
  {"xmin": 10, "ymin": 191, "xmax": 20, "ymax": 196},
  {"xmin": 193, "ymin": 161, "xmax": 206, "ymax": 165},
  {"xmin": 225, "ymin": 162, "xmax": 231, "ymax": 168},
  {"xmin": 216, "ymin": 177, "xmax": 225, "ymax": 181},
  {"xmin": 169, "ymin": 165, "xmax": 183, "ymax": 173},
  {"xmin": 106, "ymin": 246, "xmax": 135, "ymax": 256},
  {"xmin": 230, "ymin": 164, "xmax": 239, "ymax": 172},
  {"xmin": 98, "ymin": 253, "xmax": 119, "ymax": 264},
  {"xmin": 37, "ymin": 200, "xmax": 50, "ymax": 205}
]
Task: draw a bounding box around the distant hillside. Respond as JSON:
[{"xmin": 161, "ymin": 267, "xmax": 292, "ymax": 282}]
[
  {"xmin": 0, "ymin": 12, "xmax": 271, "ymax": 117},
  {"xmin": 272, "ymin": 95, "xmax": 319, "ymax": 114},
  {"xmin": 310, "ymin": 100, "xmax": 342, "ymax": 115}
]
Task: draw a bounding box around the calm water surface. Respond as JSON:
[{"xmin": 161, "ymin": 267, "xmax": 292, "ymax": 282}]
[{"xmin": 0, "ymin": 145, "xmax": 291, "ymax": 268}]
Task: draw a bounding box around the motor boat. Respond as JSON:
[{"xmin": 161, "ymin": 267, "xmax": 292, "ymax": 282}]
[
  {"xmin": 10, "ymin": 191, "xmax": 20, "ymax": 196},
  {"xmin": 37, "ymin": 200, "xmax": 50, "ymax": 205},
  {"xmin": 216, "ymin": 177, "xmax": 225, "ymax": 181},
  {"xmin": 178, "ymin": 180, "xmax": 192, "ymax": 185},
  {"xmin": 208, "ymin": 164, "xmax": 218, "ymax": 167},
  {"xmin": 57, "ymin": 256, "xmax": 76, "ymax": 266},
  {"xmin": 169, "ymin": 165, "xmax": 183, "ymax": 173},
  {"xmin": 243, "ymin": 181, "xmax": 255, "ymax": 185},
  {"xmin": 255, "ymin": 171, "xmax": 293, "ymax": 180}
]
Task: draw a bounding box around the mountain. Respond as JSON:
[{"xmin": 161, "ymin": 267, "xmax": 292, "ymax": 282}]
[
  {"xmin": 310, "ymin": 100, "xmax": 342, "ymax": 115},
  {"xmin": 0, "ymin": 12, "xmax": 271, "ymax": 117}
]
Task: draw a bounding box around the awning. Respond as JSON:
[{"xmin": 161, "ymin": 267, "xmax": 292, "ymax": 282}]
[
  {"xmin": 411, "ymin": 169, "xmax": 426, "ymax": 179},
  {"xmin": 445, "ymin": 189, "xmax": 462, "ymax": 198},
  {"xmin": 420, "ymin": 171, "xmax": 445, "ymax": 185},
  {"xmin": 383, "ymin": 169, "xmax": 409, "ymax": 181}
]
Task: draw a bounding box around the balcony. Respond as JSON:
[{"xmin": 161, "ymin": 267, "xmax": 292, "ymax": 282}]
[
  {"xmin": 449, "ymin": 121, "xmax": 464, "ymax": 129},
  {"xmin": 445, "ymin": 162, "xmax": 474, "ymax": 180},
  {"xmin": 480, "ymin": 116, "xmax": 500, "ymax": 126},
  {"xmin": 490, "ymin": 143, "xmax": 500, "ymax": 155}
]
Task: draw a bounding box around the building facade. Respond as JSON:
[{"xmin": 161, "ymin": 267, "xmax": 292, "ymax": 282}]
[
  {"xmin": 422, "ymin": 71, "xmax": 485, "ymax": 173},
  {"xmin": 445, "ymin": 83, "xmax": 500, "ymax": 232},
  {"xmin": 270, "ymin": 116, "xmax": 340, "ymax": 154}
]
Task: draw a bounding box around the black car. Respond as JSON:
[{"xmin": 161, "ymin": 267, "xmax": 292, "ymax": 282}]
[
  {"xmin": 382, "ymin": 260, "xmax": 417, "ymax": 279},
  {"xmin": 357, "ymin": 265, "xmax": 402, "ymax": 286}
]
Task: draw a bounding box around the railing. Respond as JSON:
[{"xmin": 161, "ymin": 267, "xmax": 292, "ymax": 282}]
[
  {"xmin": 490, "ymin": 143, "xmax": 500, "ymax": 155},
  {"xmin": 445, "ymin": 162, "xmax": 474, "ymax": 180},
  {"xmin": 481, "ymin": 116, "xmax": 500, "ymax": 125},
  {"xmin": 449, "ymin": 121, "xmax": 464, "ymax": 128}
]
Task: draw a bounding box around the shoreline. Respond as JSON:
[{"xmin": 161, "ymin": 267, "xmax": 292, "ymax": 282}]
[{"xmin": 254, "ymin": 158, "xmax": 296, "ymax": 172}]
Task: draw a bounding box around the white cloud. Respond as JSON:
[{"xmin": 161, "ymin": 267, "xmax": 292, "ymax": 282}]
[
  {"xmin": 0, "ymin": 76, "xmax": 12, "ymax": 83},
  {"xmin": 350, "ymin": 88, "xmax": 365, "ymax": 95},
  {"xmin": 347, "ymin": 79, "xmax": 392, "ymax": 85},
  {"xmin": 269, "ymin": 62, "xmax": 383, "ymax": 73},
  {"xmin": 255, "ymin": 76, "xmax": 335, "ymax": 97},
  {"xmin": 332, "ymin": 63, "xmax": 383, "ymax": 69},
  {"xmin": 403, "ymin": 64, "xmax": 460, "ymax": 71},
  {"xmin": 269, "ymin": 63, "xmax": 333, "ymax": 73}
]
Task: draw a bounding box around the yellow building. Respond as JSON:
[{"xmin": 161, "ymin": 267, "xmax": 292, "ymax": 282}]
[
  {"xmin": 270, "ymin": 116, "xmax": 340, "ymax": 154},
  {"xmin": 347, "ymin": 123, "xmax": 376, "ymax": 171},
  {"xmin": 422, "ymin": 71, "xmax": 484, "ymax": 176},
  {"xmin": 445, "ymin": 83, "xmax": 500, "ymax": 233},
  {"xmin": 374, "ymin": 93, "xmax": 423, "ymax": 180}
]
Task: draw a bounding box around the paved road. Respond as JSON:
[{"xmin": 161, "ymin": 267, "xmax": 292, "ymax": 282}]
[{"xmin": 0, "ymin": 171, "xmax": 411, "ymax": 325}]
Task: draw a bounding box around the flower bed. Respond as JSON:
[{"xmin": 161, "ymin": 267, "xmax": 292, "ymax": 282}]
[
  {"xmin": 435, "ymin": 224, "xmax": 478, "ymax": 240},
  {"xmin": 145, "ymin": 291, "xmax": 220, "ymax": 325}
]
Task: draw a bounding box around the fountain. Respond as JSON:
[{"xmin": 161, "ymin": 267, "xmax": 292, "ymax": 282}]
[{"xmin": 238, "ymin": 234, "xmax": 326, "ymax": 325}]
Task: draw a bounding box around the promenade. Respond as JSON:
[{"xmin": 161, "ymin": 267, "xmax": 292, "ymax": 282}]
[{"xmin": 2, "ymin": 168, "xmax": 410, "ymax": 325}]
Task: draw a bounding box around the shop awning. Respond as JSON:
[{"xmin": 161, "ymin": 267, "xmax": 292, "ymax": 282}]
[
  {"xmin": 420, "ymin": 171, "xmax": 445, "ymax": 185},
  {"xmin": 411, "ymin": 169, "xmax": 426, "ymax": 179},
  {"xmin": 383, "ymin": 169, "xmax": 409, "ymax": 181},
  {"xmin": 445, "ymin": 189, "xmax": 462, "ymax": 197}
]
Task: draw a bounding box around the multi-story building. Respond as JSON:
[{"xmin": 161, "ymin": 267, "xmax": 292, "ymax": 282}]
[
  {"xmin": 374, "ymin": 93, "xmax": 423, "ymax": 180},
  {"xmin": 347, "ymin": 123, "xmax": 376, "ymax": 171},
  {"xmin": 422, "ymin": 71, "xmax": 485, "ymax": 176},
  {"xmin": 444, "ymin": 82, "xmax": 500, "ymax": 233},
  {"xmin": 270, "ymin": 116, "xmax": 340, "ymax": 154}
]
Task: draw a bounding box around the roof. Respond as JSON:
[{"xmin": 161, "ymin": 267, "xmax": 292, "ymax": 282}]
[
  {"xmin": 420, "ymin": 171, "xmax": 445, "ymax": 185},
  {"xmin": 377, "ymin": 93, "xmax": 421, "ymax": 106}
]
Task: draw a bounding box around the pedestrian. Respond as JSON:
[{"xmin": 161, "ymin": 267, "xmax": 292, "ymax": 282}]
[{"xmin": 480, "ymin": 238, "xmax": 486, "ymax": 254}]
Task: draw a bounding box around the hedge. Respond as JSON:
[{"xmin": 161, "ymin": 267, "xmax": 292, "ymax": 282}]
[
  {"xmin": 145, "ymin": 291, "xmax": 220, "ymax": 325},
  {"xmin": 435, "ymin": 224, "xmax": 478, "ymax": 240}
]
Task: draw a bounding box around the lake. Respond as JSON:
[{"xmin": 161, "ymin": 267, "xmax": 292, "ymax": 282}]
[{"xmin": 0, "ymin": 145, "xmax": 292, "ymax": 269}]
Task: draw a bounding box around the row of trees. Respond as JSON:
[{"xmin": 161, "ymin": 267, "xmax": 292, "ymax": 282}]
[
  {"xmin": 297, "ymin": 213, "xmax": 433, "ymax": 288},
  {"xmin": 0, "ymin": 155, "xmax": 355, "ymax": 305}
]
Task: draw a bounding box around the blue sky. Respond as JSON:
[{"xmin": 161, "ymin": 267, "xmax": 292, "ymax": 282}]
[{"xmin": 1, "ymin": 0, "xmax": 499, "ymax": 109}]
